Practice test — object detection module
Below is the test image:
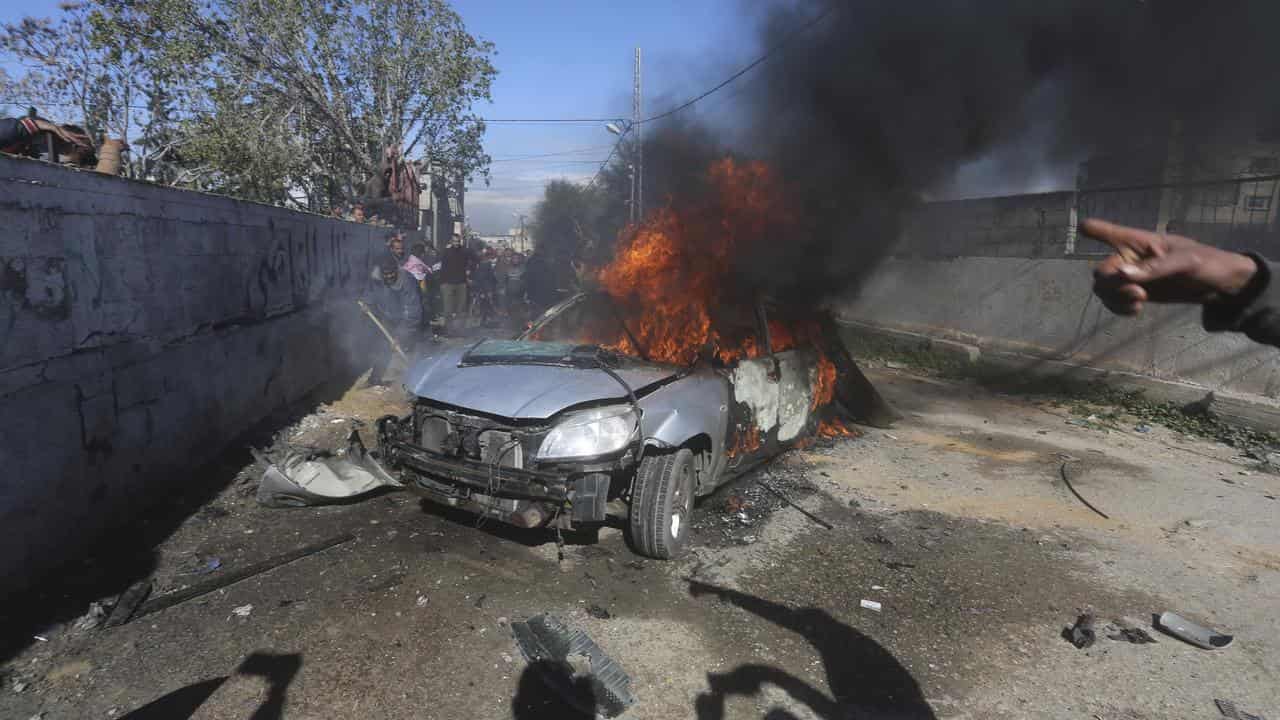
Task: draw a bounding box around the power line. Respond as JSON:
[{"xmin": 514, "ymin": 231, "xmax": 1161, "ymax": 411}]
[
  {"xmin": 640, "ymin": 5, "xmax": 835, "ymax": 125},
  {"xmin": 489, "ymin": 145, "xmax": 613, "ymax": 162},
  {"xmin": 0, "ymin": 97, "xmax": 618, "ymax": 125}
]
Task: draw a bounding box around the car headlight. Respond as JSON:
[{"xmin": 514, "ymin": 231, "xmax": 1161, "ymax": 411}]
[{"xmin": 538, "ymin": 406, "xmax": 638, "ymax": 460}]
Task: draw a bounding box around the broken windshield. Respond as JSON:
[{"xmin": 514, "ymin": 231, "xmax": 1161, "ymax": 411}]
[
  {"xmin": 520, "ymin": 293, "xmax": 647, "ymax": 360},
  {"xmin": 461, "ymin": 339, "xmax": 584, "ymax": 364}
]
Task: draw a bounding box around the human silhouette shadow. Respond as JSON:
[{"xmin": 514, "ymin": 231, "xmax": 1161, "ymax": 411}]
[
  {"xmin": 688, "ymin": 580, "xmax": 936, "ymax": 720},
  {"xmin": 511, "ymin": 659, "xmax": 597, "ymax": 719},
  {"xmin": 119, "ymin": 651, "xmax": 302, "ymax": 720}
]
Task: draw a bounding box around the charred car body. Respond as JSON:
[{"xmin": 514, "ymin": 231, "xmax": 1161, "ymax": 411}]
[{"xmin": 375, "ymin": 292, "xmax": 892, "ymax": 559}]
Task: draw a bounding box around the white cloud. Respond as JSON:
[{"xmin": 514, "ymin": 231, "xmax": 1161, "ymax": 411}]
[{"xmin": 465, "ymin": 168, "xmax": 595, "ymax": 233}]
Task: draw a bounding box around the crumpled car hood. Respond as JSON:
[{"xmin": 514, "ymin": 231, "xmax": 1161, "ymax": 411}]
[{"xmin": 403, "ymin": 343, "xmax": 677, "ymax": 420}]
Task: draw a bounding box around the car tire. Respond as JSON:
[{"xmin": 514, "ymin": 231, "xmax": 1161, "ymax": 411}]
[{"xmin": 628, "ymin": 448, "xmax": 695, "ymax": 559}]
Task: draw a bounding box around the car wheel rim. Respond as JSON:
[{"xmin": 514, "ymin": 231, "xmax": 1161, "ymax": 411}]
[{"xmin": 670, "ymin": 467, "xmax": 690, "ymax": 539}]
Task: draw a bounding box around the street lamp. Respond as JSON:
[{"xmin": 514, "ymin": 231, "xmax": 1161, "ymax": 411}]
[{"xmin": 604, "ymin": 120, "xmax": 640, "ymax": 223}]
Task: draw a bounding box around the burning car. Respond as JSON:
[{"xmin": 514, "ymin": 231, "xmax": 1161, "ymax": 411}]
[
  {"xmin": 373, "ymin": 290, "xmax": 892, "ymax": 559},
  {"xmin": 257, "ymin": 157, "xmax": 893, "ymax": 558}
]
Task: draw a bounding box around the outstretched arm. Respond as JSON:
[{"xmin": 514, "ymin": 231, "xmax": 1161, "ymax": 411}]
[{"xmin": 1084, "ymin": 218, "xmax": 1280, "ymax": 347}]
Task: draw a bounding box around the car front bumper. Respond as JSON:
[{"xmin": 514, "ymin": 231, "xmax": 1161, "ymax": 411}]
[{"xmin": 376, "ymin": 416, "xmax": 614, "ymax": 528}]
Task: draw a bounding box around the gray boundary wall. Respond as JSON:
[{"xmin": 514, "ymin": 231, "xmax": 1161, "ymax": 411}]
[
  {"xmin": 0, "ymin": 156, "xmax": 388, "ymax": 591},
  {"xmin": 838, "ymin": 255, "xmax": 1280, "ymax": 420}
]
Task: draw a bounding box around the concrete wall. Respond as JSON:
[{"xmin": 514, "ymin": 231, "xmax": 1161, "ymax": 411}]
[
  {"xmin": 899, "ymin": 191, "xmax": 1075, "ymax": 258},
  {"xmin": 0, "ymin": 155, "xmax": 388, "ymax": 592},
  {"xmin": 839, "ymin": 255, "xmax": 1280, "ymax": 403}
]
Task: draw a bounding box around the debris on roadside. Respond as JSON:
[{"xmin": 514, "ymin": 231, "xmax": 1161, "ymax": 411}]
[
  {"xmin": 231, "ymin": 604, "xmax": 253, "ymax": 617},
  {"xmin": 860, "ymin": 599, "xmax": 883, "ymax": 612},
  {"xmin": 103, "ymin": 581, "xmax": 153, "ymax": 629},
  {"xmin": 114, "ymin": 534, "xmax": 353, "ymax": 626},
  {"xmin": 511, "ymin": 614, "xmax": 635, "ymax": 718},
  {"xmin": 1215, "ymin": 698, "xmax": 1267, "ymax": 720},
  {"xmin": 864, "ymin": 533, "xmax": 893, "ymax": 546},
  {"xmin": 416, "ymin": 595, "xmax": 429, "ymax": 608},
  {"xmin": 254, "ymin": 430, "xmax": 401, "ymax": 508},
  {"xmin": 881, "ymin": 560, "xmax": 916, "ymax": 571},
  {"xmin": 72, "ymin": 601, "xmax": 108, "ymax": 633},
  {"xmin": 1058, "ymin": 461, "xmax": 1111, "ymax": 520},
  {"xmin": 184, "ymin": 557, "xmax": 222, "ymax": 576},
  {"xmin": 1065, "ymin": 613, "xmax": 1096, "ymax": 649},
  {"xmin": 1108, "ymin": 625, "xmax": 1157, "ymax": 644},
  {"xmin": 1157, "ymin": 611, "xmax": 1233, "ymax": 649},
  {"xmin": 757, "ymin": 478, "xmax": 833, "ymax": 529},
  {"xmin": 586, "ymin": 604, "xmax": 611, "ymax": 620}
]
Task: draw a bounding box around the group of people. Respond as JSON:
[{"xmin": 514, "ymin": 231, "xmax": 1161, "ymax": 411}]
[
  {"xmin": 331, "ymin": 202, "xmax": 394, "ymax": 227},
  {"xmin": 363, "ymin": 229, "xmax": 535, "ymax": 385}
]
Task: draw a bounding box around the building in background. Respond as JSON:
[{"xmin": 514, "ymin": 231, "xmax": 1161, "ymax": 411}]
[
  {"xmin": 1077, "ymin": 116, "xmax": 1280, "ymax": 252},
  {"xmin": 419, "ymin": 166, "xmax": 466, "ymax": 250}
]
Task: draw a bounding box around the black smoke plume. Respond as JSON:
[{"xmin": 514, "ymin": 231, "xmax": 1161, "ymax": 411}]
[{"xmin": 634, "ymin": 0, "xmax": 1280, "ymax": 308}]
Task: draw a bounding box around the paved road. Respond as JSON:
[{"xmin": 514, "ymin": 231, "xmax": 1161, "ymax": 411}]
[{"xmin": 3, "ymin": 365, "xmax": 1277, "ymax": 719}]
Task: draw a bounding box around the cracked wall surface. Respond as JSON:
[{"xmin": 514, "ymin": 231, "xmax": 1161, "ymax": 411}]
[{"xmin": 0, "ymin": 155, "xmax": 389, "ymax": 592}]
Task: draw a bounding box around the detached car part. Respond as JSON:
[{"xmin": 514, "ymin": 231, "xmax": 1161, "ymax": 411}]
[{"xmin": 256, "ymin": 431, "xmax": 401, "ymax": 507}]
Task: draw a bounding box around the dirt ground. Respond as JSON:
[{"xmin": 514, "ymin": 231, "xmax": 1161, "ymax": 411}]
[{"xmin": 2, "ymin": 361, "xmax": 1278, "ymax": 720}]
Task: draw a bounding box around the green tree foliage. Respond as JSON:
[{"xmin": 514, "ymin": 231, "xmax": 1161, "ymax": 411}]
[
  {"xmin": 532, "ymin": 120, "xmax": 734, "ymax": 270},
  {"xmin": 1, "ymin": 0, "xmax": 495, "ymax": 210}
]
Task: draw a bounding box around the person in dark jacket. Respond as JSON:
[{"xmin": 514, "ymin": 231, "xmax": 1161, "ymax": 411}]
[
  {"xmin": 438, "ymin": 234, "xmax": 473, "ymax": 334},
  {"xmin": 365, "ymin": 256, "xmax": 423, "ymax": 386},
  {"xmin": 1086, "ymin": 218, "xmax": 1280, "ymax": 347}
]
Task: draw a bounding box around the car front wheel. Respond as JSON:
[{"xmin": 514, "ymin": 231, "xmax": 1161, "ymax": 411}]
[{"xmin": 628, "ymin": 448, "xmax": 695, "ymax": 559}]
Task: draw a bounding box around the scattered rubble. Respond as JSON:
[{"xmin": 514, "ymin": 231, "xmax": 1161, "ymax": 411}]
[
  {"xmin": 690, "ymin": 462, "xmax": 822, "ymax": 547},
  {"xmin": 860, "ymin": 599, "xmax": 882, "ymax": 612},
  {"xmin": 1108, "ymin": 626, "xmax": 1156, "ymax": 644},
  {"xmin": 1065, "ymin": 613, "xmax": 1097, "ymax": 649},
  {"xmin": 72, "ymin": 601, "xmax": 107, "ymax": 633},
  {"xmin": 255, "ymin": 430, "xmax": 401, "ymax": 508},
  {"xmin": 231, "ymin": 604, "xmax": 254, "ymax": 617},
  {"xmin": 116, "ymin": 534, "xmax": 353, "ymax": 626},
  {"xmin": 511, "ymin": 614, "xmax": 635, "ymax": 718},
  {"xmin": 1158, "ymin": 611, "xmax": 1233, "ymax": 649},
  {"xmin": 1216, "ymin": 698, "xmax": 1267, "ymax": 720}
]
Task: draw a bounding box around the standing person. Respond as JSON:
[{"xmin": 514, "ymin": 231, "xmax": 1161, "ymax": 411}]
[
  {"xmin": 365, "ymin": 256, "xmax": 422, "ymax": 386},
  {"xmin": 438, "ymin": 233, "xmax": 472, "ymax": 335},
  {"xmin": 471, "ymin": 249, "xmax": 499, "ymax": 327},
  {"xmin": 405, "ymin": 242, "xmax": 434, "ymax": 336},
  {"xmin": 386, "ymin": 231, "xmax": 406, "ymax": 264},
  {"xmin": 494, "ymin": 247, "xmax": 512, "ymax": 316}
]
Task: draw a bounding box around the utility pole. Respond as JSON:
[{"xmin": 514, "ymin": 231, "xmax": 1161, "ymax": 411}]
[{"xmin": 633, "ymin": 47, "xmax": 643, "ymax": 224}]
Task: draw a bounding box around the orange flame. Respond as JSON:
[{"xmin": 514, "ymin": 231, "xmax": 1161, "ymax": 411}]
[
  {"xmin": 818, "ymin": 417, "xmax": 858, "ymax": 438},
  {"xmin": 727, "ymin": 424, "xmax": 762, "ymax": 458},
  {"xmin": 598, "ymin": 157, "xmax": 797, "ymax": 366},
  {"xmin": 586, "ymin": 156, "xmax": 856, "ymax": 442}
]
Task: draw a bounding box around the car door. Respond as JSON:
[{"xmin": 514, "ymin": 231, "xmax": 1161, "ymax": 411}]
[{"xmin": 724, "ymin": 303, "xmax": 784, "ymax": 469}]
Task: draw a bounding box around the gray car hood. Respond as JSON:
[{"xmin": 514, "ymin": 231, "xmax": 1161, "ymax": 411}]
[{"xmin": 403, "ymin": 343, "xmax": 678, "ymax": 420}]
